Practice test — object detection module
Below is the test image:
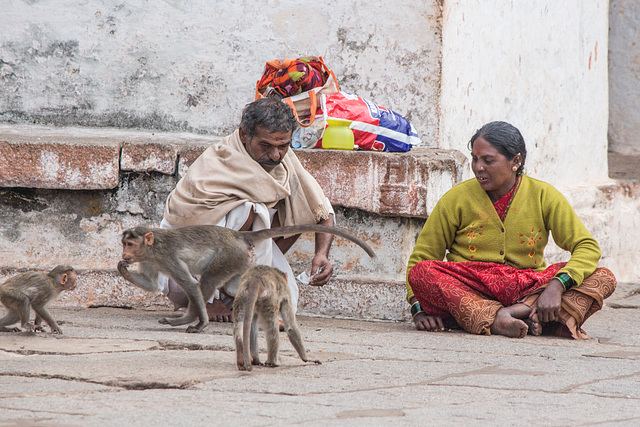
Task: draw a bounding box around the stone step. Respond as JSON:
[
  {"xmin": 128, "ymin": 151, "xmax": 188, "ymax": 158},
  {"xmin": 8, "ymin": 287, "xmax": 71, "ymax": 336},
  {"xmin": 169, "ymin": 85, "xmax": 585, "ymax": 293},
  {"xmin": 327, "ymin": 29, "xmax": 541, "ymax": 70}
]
[
  {"xmin": 0, "ymin": 124, "xmax": 466, "ymax": 321},
  {"xmin": 8, "ymin": 269, "xmax": 409, "ymax": 322}
]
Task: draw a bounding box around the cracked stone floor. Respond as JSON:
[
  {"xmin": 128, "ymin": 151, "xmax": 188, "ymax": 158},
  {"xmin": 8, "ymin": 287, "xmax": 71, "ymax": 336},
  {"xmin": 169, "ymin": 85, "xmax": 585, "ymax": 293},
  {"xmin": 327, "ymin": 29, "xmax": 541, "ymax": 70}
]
[{"xmin": 0, "ymin": 282, "xmax": 639, "ymax": 426}]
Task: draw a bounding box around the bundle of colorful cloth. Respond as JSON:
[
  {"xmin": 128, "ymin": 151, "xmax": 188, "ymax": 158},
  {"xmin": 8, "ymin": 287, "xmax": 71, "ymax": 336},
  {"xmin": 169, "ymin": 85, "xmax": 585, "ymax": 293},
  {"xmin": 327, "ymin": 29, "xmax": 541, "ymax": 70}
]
[{"xmin": 257, "ymin": 57, "xmax": 328, "ymax": 98}]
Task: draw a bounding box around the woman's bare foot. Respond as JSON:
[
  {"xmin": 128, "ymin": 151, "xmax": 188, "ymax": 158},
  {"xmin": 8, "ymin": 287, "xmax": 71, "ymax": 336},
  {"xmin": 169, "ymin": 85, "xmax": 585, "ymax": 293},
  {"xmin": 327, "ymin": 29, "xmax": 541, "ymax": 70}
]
[
  {"xmin": 525, "ymin": 308, "xmax": 542, "ymax": 336},
  {"xmin": 206, "ymin": 300, "xmax": 232, "ymax": 322},
  {"xmin": 490, "ymin": 306, "xmax": 528, "ymax": 338}
]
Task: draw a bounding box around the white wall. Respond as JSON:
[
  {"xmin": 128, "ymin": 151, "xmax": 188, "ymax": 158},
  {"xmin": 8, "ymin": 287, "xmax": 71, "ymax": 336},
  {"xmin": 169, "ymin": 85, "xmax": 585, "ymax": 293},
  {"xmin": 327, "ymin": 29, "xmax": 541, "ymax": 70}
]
[
  {"xmin": 439, "ymin": 0, "xmax": 610, "ymax": 188},
  {"xmin": 0, "ymin": 1, "xmax": 441, "ymax": 143}
]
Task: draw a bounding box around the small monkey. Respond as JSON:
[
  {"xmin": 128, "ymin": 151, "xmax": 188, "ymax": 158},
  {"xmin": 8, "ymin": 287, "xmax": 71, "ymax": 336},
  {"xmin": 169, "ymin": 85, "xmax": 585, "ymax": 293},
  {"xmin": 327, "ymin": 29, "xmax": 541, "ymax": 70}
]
[
  {"xmin": 233, "ymin": 265, "xmax": 320, "ymax": 371},
  {"xmin": 118, "ymin": 224, "xmax": 375, "ymax": 333},
  {"xmin": 0, "ymin": 265, "xmax": 78, "ymax": 334}
]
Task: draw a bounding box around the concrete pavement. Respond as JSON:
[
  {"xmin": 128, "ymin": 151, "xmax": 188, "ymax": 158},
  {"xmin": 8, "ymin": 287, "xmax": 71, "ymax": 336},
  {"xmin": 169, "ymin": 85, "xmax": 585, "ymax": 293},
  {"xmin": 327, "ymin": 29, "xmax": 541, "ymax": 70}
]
[{"xmin": 1, "ymin": 282, "xmax": 640, "ymax": 426}]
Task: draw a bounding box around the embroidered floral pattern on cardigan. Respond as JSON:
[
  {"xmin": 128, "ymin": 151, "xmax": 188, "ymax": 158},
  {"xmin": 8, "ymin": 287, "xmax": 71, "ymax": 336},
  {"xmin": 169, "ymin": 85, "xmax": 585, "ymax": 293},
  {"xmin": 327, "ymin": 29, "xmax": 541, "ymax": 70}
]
[
  {"xmin": 520, "ymin": 227, "xmax": 543, "ymax": 262},
  {"xmin": 466, "ymin": 223, "xmax": 483, "ymax": 258}
]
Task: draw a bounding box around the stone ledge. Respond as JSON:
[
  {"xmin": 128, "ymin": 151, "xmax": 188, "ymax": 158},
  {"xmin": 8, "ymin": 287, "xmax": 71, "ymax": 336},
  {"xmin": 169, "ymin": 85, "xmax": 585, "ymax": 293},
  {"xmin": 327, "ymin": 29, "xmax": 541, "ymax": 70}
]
[
  {"xmin": 0, "ymin": 141, "xmax": 121, "ymax": 190},
  {"xmin": 0, "ymin": 124, "xmax": 468, "ymax": 217},
  {"xmin": 0, "ymin": 269, "xmax": 410, "ymax": 322},
  {"xmin": 297, "ymin": 148, "xmax": 467, "ymax": 218},
  {"xmin": 0, "ymin": 124, "xmax": 217, "ymax": 189}
]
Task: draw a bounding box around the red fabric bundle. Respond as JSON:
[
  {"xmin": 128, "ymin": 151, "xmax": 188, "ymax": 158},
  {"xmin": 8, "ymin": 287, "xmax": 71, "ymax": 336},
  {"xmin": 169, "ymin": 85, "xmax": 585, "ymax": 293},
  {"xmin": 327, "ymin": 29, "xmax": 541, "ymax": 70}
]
[{"xmin": 257, "ymin": 57, "xmax": 328, "ymax": 98}]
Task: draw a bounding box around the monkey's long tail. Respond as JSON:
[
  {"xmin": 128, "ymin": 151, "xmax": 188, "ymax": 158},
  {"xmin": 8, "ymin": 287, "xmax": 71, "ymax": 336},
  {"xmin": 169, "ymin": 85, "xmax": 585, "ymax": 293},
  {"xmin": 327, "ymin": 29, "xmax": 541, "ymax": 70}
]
[{"xmin": 241, "ymin": 225, "xmax": 376, "ymax": 258}]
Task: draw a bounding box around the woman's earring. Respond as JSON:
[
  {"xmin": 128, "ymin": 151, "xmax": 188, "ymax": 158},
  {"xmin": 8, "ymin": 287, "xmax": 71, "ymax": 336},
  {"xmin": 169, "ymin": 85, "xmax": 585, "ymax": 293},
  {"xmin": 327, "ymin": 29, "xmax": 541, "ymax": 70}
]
[{"xmin": 512, "ymin": 165, "xmax": 519, "ymax": 172}]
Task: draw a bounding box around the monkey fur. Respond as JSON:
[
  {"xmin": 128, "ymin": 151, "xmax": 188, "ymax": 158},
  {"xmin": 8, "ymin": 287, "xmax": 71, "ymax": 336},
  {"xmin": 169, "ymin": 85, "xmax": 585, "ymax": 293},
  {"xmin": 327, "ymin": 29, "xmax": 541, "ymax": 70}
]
[
  {"xmin": 233, "ymin": 265, "xmax": 321, "ymax": 371},
  {"xmin": 118, "ymin": 224, "xmax": 375, "ymax": 333},
  {"xmin": 0, "ymin": 265, "xmax": 78, "ymax": 334}
]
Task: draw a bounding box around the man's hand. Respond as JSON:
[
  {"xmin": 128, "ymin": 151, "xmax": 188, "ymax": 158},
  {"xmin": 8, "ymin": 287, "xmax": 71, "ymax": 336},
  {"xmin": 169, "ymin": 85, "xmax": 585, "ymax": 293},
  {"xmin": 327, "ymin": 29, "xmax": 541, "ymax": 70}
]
[
  {"xmin": 309, "ymin": 254, "xmax": 333, "ymax": 286},
  {"xmin": 533, "ymin": 278, "xmax": 564, "ymax": 323},
  {"xmin": 310, "ymin": 214, "xmax": 335, "ymax": 286}
]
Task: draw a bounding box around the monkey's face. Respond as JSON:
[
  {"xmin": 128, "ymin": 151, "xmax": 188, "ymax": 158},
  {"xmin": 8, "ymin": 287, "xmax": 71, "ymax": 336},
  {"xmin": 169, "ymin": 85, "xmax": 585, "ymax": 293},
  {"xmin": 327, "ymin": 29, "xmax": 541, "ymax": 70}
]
[
  {"xmin": 62, "ymin": 271, "xmax": 79, "ymax": 291},
  {"xmin": 240, "ymin": 126, "xmax": 292, "ymax": 172},
  {"xmin": 121, "ymin": 237, "xmax": 148, "ymax": 263}
]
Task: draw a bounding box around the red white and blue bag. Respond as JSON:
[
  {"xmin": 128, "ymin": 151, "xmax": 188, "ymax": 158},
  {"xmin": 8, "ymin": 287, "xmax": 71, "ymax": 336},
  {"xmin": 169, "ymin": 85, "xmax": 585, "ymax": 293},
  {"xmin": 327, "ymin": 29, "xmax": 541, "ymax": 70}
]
[{"xmin": 318, "ymin": 92, "xmax": 420, "ymax": 152}]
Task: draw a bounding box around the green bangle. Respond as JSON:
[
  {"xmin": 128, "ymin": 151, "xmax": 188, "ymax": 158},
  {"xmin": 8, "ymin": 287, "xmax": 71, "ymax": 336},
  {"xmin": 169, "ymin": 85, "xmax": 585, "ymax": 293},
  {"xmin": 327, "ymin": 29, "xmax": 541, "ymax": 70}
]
[
  {"xmin": 555, "ymin": 273, "xmax": 574, "ymax": 291},
  {"xmin": 410, "ymin": 301, "xmax": 424, "ymax": 318}
]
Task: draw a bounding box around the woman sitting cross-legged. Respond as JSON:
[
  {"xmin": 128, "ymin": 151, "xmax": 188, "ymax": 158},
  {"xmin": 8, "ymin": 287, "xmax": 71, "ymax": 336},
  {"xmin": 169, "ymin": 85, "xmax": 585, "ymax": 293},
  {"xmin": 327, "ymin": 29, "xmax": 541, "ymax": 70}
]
[{"xmin": 406, "ymin": 121, "xmax": 616, "ymax": 339}]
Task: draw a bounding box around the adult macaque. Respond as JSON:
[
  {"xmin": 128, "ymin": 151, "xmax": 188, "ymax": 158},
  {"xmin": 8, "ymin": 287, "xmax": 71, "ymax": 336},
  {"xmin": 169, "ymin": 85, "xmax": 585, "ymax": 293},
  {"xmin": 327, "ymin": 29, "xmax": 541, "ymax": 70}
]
[
  {"xmin": 118, "ymin": 224, "xmax": 375, "ymax": 333},
  {"xmin": 0, "ymin": 265, "xmax": 78, "ymax": 334},
  {"xmin": 233, "ymin": 265, "xmax": 320, "ymax": 371}
]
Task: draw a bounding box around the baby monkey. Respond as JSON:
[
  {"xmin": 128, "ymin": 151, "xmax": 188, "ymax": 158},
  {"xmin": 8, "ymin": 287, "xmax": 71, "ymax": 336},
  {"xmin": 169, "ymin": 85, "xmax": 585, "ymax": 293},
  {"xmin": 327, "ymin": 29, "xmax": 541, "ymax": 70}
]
[
  {"xmin": 233, "ymin": 265, "xmax": 321, "ymax": 371},
  {"xmin": 0, "ymin": 265, "xmax": 78, "ymax": 334}
]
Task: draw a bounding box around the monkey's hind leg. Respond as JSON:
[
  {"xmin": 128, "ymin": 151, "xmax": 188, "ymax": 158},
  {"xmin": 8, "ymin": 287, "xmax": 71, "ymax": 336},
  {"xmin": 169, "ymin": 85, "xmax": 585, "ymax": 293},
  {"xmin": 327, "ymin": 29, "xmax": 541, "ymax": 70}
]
[
  {"xmin": 0, "ymin": 290, "xmax": 22, "ymax": 332},
  {"xmin": 0, "ymin": 312, "xmax": 21, "ymax": 332},
  {"xmin": 2, "ymin": 291, "xmax": 36, "ymax": 333},
  {"xmin": 158, "ymin": 274, "xmax": 204, "ymax": 332},
  {"xmin": 249, "ymin": 316, "xmax": 260, "ymax": 368},
  {"xmin": 233, "ymin": 279, "xmax": 262, "ymax": 371},
  {"xmin": 263, "ymin": 311, "xmax": 281, "ymax": 368},
  {"xmin": 158, "ymin": 301, "xmax": 199, "ymax": 328},
  {"xmin": 280, "ymin": 299, "xmax": 321, "ymax": 365}
]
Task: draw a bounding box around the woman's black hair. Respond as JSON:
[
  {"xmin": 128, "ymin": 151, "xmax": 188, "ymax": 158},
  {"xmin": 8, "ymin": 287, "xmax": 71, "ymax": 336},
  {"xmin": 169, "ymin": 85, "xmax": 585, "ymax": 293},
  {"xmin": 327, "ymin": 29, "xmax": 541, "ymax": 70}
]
[{"xmin": 468, "ymin": 121, "xmax": 527, "ymax": 175}]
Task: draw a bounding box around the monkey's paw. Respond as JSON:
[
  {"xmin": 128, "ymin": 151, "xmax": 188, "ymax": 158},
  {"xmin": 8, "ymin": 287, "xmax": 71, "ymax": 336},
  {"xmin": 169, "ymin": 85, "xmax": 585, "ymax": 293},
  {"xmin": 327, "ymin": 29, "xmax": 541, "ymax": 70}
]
[
  {"xmin": 185, "ymin": 325, "xmax": 205, "ymax": 333},
  {"xmin": 33, "ymin": 325, "xmax": 47, "ymax": 333},
  {"xmin": 117, "ymin": 260, "xmax": 130, "ymax": 276},
  {"xmin": 51, "ymin": 328, "xmax": 63, "ymax": 335}
]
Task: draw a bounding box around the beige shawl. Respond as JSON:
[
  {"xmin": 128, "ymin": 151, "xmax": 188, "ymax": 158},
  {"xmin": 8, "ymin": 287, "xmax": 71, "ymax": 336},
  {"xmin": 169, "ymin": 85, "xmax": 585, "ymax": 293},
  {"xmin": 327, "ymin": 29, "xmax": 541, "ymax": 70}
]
[{"xmin": 164, "ymin": 129, "xmax": 330, "ymax": 227}]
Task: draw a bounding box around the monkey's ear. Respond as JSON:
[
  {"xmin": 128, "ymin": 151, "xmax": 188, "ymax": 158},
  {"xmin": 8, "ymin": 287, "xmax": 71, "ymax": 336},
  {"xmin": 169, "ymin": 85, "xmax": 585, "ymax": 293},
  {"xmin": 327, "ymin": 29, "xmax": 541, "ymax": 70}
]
[
  {"xmin": 60, "ymin": 273, "xmax": 68, "ymax": 285},
  {"xmin": 144, "ymin": 232, "xmax": 155, "ymax": 246}
]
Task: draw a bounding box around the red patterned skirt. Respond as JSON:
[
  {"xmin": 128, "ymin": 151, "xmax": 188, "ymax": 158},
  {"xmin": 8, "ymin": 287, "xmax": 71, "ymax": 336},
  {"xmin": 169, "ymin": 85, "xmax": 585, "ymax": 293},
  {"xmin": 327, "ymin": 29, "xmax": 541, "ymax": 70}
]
[{"xmin": 407, "ymin": 260, "xmax": 616, "ymax": 338}]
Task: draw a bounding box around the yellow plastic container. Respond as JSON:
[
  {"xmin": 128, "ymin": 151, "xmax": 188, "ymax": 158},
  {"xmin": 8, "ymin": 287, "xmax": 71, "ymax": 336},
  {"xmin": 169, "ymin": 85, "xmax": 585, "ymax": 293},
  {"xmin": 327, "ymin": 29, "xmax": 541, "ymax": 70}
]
[{"xmin": 322, "ymin": 118, "xmax": 355, "ymax": 150}]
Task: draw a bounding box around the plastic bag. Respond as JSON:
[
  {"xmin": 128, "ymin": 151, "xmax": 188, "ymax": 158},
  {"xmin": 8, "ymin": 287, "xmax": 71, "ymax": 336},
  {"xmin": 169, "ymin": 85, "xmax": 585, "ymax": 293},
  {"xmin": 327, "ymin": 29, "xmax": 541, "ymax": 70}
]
[{"xmin": 318, "ymin": 92, "xmax": 420, "ymax": 152}]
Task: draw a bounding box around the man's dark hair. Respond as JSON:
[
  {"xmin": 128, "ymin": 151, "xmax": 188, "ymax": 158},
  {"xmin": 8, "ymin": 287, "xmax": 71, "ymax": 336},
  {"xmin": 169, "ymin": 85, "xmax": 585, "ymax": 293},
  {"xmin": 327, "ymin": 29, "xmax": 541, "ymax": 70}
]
[
  {"xmin": 239, "ymin": 98, "xmax": 298, "ymax": 139},
  {"xmin": 468, "ymin": 121, "xmax": 527, "ymax": 176}
]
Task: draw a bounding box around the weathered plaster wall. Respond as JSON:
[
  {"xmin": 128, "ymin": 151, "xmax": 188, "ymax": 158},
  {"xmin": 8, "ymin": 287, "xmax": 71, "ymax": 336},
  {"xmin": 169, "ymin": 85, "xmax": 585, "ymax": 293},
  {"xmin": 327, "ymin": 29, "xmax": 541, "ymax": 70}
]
[
  {"xmin": 440, "ymin": 0, "xmax": 610, "ymax": 187},
  {"xmin": 437, "ymin": 1, "xmax": 640, "ymax": 283},
  {"xmin": 1, "ymin": 1, "xmax": 639, "ymax": 321},
  {"xmin": 0, "ymin": 124, "xmax": 467, "ymax": 320},
  {"xmin": 609, "ymin": 0, "xmax": 640, "ymax": 156},
  {"xmin": 0, "ymin": 0, "xmax": 442, "ymax": 144}
]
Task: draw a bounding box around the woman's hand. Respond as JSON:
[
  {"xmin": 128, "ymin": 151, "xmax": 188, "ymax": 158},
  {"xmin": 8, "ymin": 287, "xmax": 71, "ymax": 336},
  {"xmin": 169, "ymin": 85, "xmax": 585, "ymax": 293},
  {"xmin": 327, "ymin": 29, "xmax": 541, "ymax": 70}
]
[
  {"xmin": 533, "ymin": 278, "xmax": 564, "ymax": 323},
  {"xmin": 414, "ymin": 312, "xmax": 445, "ymax": 332}
]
